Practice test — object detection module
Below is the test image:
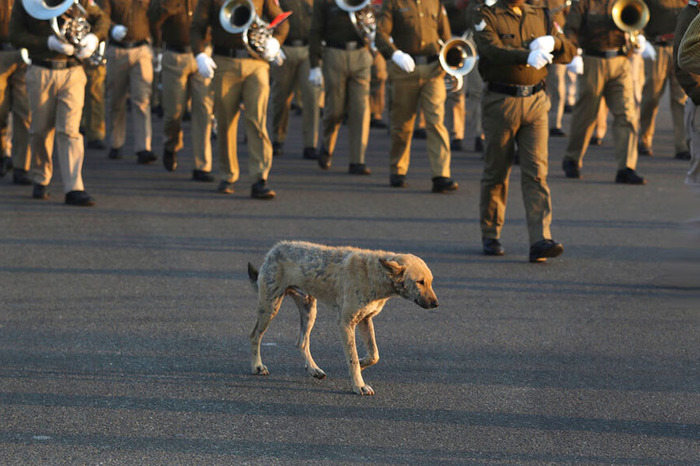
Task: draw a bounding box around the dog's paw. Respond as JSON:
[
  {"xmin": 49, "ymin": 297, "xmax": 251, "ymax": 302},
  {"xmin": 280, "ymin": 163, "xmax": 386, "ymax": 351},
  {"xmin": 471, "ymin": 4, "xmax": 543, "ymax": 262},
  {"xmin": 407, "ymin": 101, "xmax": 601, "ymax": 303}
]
[
  {"xmin": 253, "ymin": 364, "xmax": 269, "ymax": 376},
  {"xmin": 306, "ymin": 366, "xmax": 327, "ymax": 379},
  {"xmin": 353, "ymin": 384, "xmax": 375, "ymax": 396}
]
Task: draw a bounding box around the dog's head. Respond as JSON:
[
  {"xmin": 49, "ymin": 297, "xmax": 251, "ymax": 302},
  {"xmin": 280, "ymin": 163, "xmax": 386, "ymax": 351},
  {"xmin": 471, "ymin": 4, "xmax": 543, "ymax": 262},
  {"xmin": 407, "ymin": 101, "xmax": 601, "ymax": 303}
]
[{"xmin": 379, "ymin": 255, "xmax": 439, "ymax": 309}]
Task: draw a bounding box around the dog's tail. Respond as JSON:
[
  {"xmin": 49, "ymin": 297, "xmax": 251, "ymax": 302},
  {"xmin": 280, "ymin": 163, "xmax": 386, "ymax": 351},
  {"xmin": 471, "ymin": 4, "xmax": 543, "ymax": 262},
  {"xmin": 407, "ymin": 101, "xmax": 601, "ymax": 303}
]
[{"xmin": 247, "ymin": 263, "xmax": 259, "ymax": 291}]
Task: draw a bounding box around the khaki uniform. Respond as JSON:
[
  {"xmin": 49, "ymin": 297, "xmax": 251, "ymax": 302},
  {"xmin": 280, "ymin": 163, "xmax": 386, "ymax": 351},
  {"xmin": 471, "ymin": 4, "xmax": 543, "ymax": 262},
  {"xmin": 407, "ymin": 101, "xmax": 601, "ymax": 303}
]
[
  {"xmin": 149, "ymin": 0, "xmax": 214, "ymax": 172},
  {"xmin": 0, "ymin": 0, "xmax": 30, "ymax": 173},
  {"xmin": 376, "ymin": 0, "xmax": 453, "ymax": 178},
  {"xmin": 310, "ymin": 0, "xmax": 372, "ymax": 166},
  {"xmin": 370, "ymin": 51, "xmax": 388, "ymax": 122},
  {"xmin": 10, "ymin": 0, "xmax": 109, "ymax": 192},
  {"xmin": 82, "ymin": 64, "xmax": 106, "ymax": 144},
  {"xmin": 562, "ymin": 0, "xmax": 640, "ymax": 173},
  {"xmin": 99, "ymin": 0, "xmax": 154, "ymax": 155},
  {"xmin": 474, "ymin": 0, "xmax": 575, "ymax": 244},
  {"xmin": 638, "ymin": 0, "xmax": 687, "ymax": 157},
  {"xmin": 543, "ymin": 0, "xmax": 569, "ymax": 132},
  {"xmin": 270, "ymin": 0, "xmax": 319, "ymax": 152},
  {"xmin": 191, "ymin": 0, "xmax": 289, "ymax": 184}
]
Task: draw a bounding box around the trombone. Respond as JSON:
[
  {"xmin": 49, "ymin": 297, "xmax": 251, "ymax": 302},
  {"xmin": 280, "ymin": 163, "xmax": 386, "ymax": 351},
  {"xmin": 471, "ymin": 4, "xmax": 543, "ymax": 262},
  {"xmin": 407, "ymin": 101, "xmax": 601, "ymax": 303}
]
[
  {"xmin": 219, "ymin": 0, "xmax": 292, "ymax": 59},
  {"xmin": 335, "ymin": 0, "xmax": 377, "ymax": 52},
  {"xmin": 439, "ymin": 36, "xmax": 477, "ymax": 93},
  {"xmin": 611, "ymin": 0, "xmax": 650, "ymax": 49}
]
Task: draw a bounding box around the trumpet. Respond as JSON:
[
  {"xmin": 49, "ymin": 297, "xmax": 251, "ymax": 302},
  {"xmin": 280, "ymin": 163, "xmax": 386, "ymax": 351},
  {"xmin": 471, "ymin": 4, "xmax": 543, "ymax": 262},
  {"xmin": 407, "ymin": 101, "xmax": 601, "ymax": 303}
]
[
  {"xmin": 439, "ymin": 36, "xmax": 477, "ymax": 93},
  {"xmin": 611, "ymin": 0, "xmax": 650, "ymax": 49},
  {"xmin": 335, "ymin": 0, "xmax": 377, "ymax": 52},
  {"xmin": 21, "ymin": 0, "xmax": 106, "ymax": 67},
  {"xmin": 219, "ymin": 0, "xmax": 291, "ymax": 60}
]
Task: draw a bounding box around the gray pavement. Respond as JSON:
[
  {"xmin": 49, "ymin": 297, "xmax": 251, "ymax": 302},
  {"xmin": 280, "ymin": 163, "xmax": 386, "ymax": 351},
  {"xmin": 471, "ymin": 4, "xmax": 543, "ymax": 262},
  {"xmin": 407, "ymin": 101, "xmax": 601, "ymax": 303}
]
[{"xmin": 1, "ymin": 89, "xmax": 698, "ymax": 464}]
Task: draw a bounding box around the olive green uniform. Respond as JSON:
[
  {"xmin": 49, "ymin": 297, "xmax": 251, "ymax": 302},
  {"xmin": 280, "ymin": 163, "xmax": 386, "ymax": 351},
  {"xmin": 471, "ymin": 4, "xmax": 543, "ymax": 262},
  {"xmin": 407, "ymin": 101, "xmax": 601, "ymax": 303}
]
[
  {"xmin": 638, "ymin": 0, "xmax": 687, "ymax": 157},
  {"xmin": 562, "ymin": 0, "xmax": 639, "ymax": 173},
  {"xmin": 375, "ymin": 0, "xmax": 453, "ymax": 179},
  {"xmin": 149, "ymin": 0, "xmax": 214, "ymax": 173},
  {"xmin": 270, "ymin": 0, "xmax": 319, "ymax": 153},
  {"xmin": 309, "ymin": 0, "xmax": 372, "ymax": 166},
  {"xmin": 10, "ymin": 0, "xmax": 109, "ymax": 193},
  {"xmin": 191, "ymin": 0, "xmax": 289, "ymax": 185},
  {"xmin": 0, "ymin": 0, "xmax": 30, "ymax": 175},
  {"xmin": 82, "ymin": 61, "xmax": 106, "ymax": 145},
  {"xmin": 474, "ymin": 0, "xmax": 575, "ymax": 244}
]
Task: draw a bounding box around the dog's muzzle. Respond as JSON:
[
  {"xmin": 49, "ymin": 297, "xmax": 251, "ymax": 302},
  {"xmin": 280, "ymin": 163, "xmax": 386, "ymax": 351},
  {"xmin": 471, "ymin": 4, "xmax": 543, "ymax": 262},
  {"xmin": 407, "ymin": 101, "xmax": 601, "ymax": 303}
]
[{"xmin": 416, "ymin": 298, "xmax": 439, "ymax": 309}]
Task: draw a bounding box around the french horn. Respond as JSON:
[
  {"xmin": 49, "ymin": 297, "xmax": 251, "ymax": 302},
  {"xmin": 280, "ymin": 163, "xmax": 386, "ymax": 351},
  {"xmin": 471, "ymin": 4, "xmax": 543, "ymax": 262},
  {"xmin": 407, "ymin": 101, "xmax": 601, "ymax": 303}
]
[
  {"xmin": 219, "ymin": 0, "xmax": 291, "ymax": 60},
  {"xmin": 335, "ymin": 0, "xmax": 377, "ymax": 52},
  {"xmin": 611, "ymin": 0, "xmax": 650, "ymax": 49},
  {"xmin": 22, "ymin": 0, "xmax": 106, "ymax": 67},
  {"xmin": 439, "ymin": 36, "xmax": 477, "ymax": 93}
]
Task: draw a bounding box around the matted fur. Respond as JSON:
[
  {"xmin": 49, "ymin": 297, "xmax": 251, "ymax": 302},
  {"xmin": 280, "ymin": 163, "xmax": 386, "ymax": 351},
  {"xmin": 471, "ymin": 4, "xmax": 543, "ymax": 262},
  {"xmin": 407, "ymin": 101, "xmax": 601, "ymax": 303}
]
[{"xmin": 248, "ymin": 240, "xmax": 439, "ymax": 396}]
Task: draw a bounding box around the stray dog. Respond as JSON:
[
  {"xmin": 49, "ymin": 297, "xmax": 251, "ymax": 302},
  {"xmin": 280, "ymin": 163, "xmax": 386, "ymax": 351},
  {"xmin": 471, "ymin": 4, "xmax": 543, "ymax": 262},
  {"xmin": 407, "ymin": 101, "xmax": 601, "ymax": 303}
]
[{"xmin": 248, "ymin": 241, "xmax": 439, "ymax": 396}]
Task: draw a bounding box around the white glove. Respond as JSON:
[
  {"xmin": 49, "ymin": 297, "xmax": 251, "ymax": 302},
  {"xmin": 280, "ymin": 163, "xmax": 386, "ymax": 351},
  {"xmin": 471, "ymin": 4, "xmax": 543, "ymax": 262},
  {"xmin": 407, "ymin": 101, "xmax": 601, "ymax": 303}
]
[
  {"xmin": 154, "ymin": 52, "xmax": 163, "ymax": 73},
  {"xmin": 641, "ymin": 41, "xmax": 657, "ymax": 61},
  {"xmin": 75, "ymin": 33, "xmax": 98, "ymax": 60},
  {"xmin": 111, "ymin": 24, "xmax": 128, "ymax": 42},
  {"xmin": 566, "ymin": 55, "xmax": 584, "ymax": 74},
  {"xmin": 633, "ymin": 34, "xmax": 648, "ymax": 55},
  {"xmin": 309, "ymin": 66, "xmax": 323, "ymax": 87},
  {"xmin": 271, "ymin": 48, "xmax": 286, "ymax": 66},
  {"xmin": 261, "ymin": 37, "xmax": 281, "ymax": 62},
  {"xmin": 529, "ymin": 35, "xmax": 555, "ymax": 54},
  {"xmin": 196, "ymin": 52, "xmax": 217, "ymax": 79},
  {"xmin": 527, "ymin": 49, "xmax": 553, "ymax": 70},
  {"xmin": 392, "ymin": 50, "xmax": 415, "ymax": 73},
  {"xmin": 47, "ymin": 35, "xmax": 75, "ymax": 56}
]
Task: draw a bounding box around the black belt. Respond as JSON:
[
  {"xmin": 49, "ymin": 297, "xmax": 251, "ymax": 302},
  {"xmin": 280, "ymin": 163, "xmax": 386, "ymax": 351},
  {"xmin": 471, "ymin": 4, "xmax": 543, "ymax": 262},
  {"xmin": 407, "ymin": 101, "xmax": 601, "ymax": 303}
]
[
  {"xmin": 284, "ymin": 39, "xmax": 308, "ymax": 47},
  {"xmin": 110, "ymin": 39, "xmax": 149, "ymax": 49},
  {"xmin": 488, "ymin": 81, "xmax": 545, "ymax": 97},
  {"xmin": 584, "ymin": 49, "xmax": 626, "ymax": 58},
  {"xmin": 410, "ymin": 54, "xmax": 439, "ymax": 65},
  {"xmin": 0, "ymin": 42, "xmax": 16, "ymax": 52},
  {"xmin": 325, "ymin": 40, "xmax": 363, "ymax": 51},
  {"xmin": 165, "ymin": 44, "xmax": 192, "ymax": 54},
  {"xmin": 32, "ymin": 59, "xmax": 82, "ymax": 70},
  {"xmin": 213, "ymin": 46, "xmax": 251, "ymax": 58}
]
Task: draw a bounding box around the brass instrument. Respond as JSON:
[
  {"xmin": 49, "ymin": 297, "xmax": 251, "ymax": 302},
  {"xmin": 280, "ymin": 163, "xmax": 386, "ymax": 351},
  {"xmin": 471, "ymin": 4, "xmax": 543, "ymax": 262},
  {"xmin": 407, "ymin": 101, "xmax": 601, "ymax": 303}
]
[
  {"xmin": 22, "ymin": 0, "xmax": 106, "ymax": 67},
  {"xmin": 439, "ymin": 36, "xmax": 477, "ymax": 93},
  {"xmin": 335, "ymin": 0, "xmax": 377, "ymax": 51},
  {"xmin": 611, "ymin": 0, "xmax": 650, "ymax": 49},
  {"xmin": 219, "ymin": 0, "xmax": 291, "ymax": 60}
]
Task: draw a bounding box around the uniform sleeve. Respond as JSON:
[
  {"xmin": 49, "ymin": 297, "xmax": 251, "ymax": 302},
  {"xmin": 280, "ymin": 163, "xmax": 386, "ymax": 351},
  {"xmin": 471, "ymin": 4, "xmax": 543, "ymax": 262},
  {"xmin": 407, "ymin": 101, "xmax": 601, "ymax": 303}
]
[
  {"xmin": 562, "ymin": 0, "xmax": 582, "ymax": 47},
  {"xmin": 679, "ymin": 14, "xmax": 700, "ymax": 75},
  {"xmin": 437, "ymin": 3, "xmax": 452, "ymax": 43},
  {"xmin": 85, "ymin": 2, "xmax": 110, "ymax": 41},
  {"xmin": 190, "ymin": 0, "xmax": 211, "ymax": 54},
  {"xmin": 9, "ymin": 2, "xmax": 48, "ymax": 50},
  {"xmin": 549, "ymin": 10, "xmax": 575, "ymax": 63},
  {"xmin": 308, "ymin": 0, "xmax": 325, "ymax": 67},
  {"xmin": 474, "ymin": 6, "xmax": 529, "ymax": 65},
  {"xmin": 264, "ymin": 0, "xmax": 290, "ymax": 43},
  {"xmin": 375, "ymin": 0, "xmax": 396, "ymax": 59},
  {"xmin": 148, "ymin": 0, "xmax": 165, "ymax": 47}
]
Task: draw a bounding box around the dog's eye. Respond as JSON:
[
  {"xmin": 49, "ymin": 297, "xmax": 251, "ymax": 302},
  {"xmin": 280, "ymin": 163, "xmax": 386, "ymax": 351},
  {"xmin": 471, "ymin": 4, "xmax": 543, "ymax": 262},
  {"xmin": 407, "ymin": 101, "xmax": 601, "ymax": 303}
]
[{"xmin": 416, "ymin": 280, "xmax": 425, "ymax": 286}]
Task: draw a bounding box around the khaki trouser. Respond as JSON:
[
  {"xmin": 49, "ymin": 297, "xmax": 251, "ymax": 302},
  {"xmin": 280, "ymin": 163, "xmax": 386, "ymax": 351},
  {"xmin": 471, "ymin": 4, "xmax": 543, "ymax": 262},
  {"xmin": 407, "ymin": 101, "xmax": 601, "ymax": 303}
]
[
  {"xmin": 684, "ymin": 99, "xmax": 700, "ymax": 186},
  {"xmin": 0, "ymin": 50, "xmax": 30, "ymax": 170},
  {"xmin": 162, "ymin": 50, "xmax": 214, "ymax": 172},
  {"xmin": 639, "ymin": 45, "xmax": 688, "ymax": 154},
  {"xmin": 212, "ymin": 55, "xmax": 272, "ymax": 184},
  {"xmin": 26, "ymin": 64, "xmax": 87, "ymax": 192},
  {"xmin": 481, "ymin": 88, "xmax": 552, "ymax": 244},
  {"xmin": 466, "ymin": 63, "xmax": 484, "ymax": 139},
  {"xmin": 106, "ymin": 44, "xmax": 153, "ymax": 152},
  {"xmin": 546, "ymin": 63, "xmax": 566, "ymax": 130},
  {"xmin": 388, "ymin": 60, "xmax": 451, "ymax": 178},
  {"xmin": 321, "ymin": 46, "xmax": 372, "ymax": 164},
  {"xmin": 564, "ymin": 55, "xmax": 638, "ymax": 172},
  {"xmin": 270, "ymin": 44, "xmax": 320, "ymax": 149},
  {"xmin": 446, "ymin": 76, "xmax": 466, "ymax": 141},
  {"xmin": 370, "ymin": 53, "xmax": 387, "ymax": 120},
  {"xmin": 82, "ymin": 64, "xmax": 106, "ymax": 142}
]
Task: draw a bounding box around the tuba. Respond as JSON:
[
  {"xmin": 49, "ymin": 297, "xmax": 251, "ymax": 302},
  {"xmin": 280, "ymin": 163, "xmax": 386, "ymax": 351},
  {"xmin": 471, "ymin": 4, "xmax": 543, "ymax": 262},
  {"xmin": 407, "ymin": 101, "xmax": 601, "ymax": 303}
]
[
  {"xmin": 439, "ymin": 36, "xmax": 477, "ymax": 93},
  {"xmin": 335, "ymin": 0, "xmax": 377, "ymax": 52},
  {"xmin": 22, "ymin": 0, "xmax": 106, "ymax": 67},
  {"xmin": 219, "ymin": 0, "xmax": 291, "ymax": 60},
  {"xmin": 611, "ymin": 0, "xmax": 650, "ymax": 49}
]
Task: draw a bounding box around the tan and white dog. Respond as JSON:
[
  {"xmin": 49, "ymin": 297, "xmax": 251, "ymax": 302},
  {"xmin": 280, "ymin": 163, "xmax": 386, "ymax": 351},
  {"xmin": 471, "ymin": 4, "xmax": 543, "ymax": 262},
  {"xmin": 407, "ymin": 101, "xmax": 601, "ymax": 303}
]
[{"xmin": 248, "ymin": 241, "xmax": 439, "ymax": 396}]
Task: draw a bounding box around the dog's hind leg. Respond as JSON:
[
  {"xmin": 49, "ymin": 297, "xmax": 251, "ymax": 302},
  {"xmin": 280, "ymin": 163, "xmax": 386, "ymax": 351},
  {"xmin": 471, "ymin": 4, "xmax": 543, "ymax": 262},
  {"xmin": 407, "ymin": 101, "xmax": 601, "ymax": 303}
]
[
  {"xmin": 250, "ymin": 293, "xmax": 284, "ymax": 376},
  {"xmin": 358, "ymin": 317, "xmax": 379, "ymax": 370},
  {"xmin": 288, "ymin": 287, "xmax": 326, "ymax": 379}
]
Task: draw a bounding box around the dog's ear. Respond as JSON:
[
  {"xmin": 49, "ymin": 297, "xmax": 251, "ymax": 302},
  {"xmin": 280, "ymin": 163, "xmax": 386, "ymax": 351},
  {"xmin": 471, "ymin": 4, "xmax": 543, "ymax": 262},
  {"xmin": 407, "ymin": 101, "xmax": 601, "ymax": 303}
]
[{"xmin": 379, "ymin": 258, "xmax": 405, "ymax": 277}]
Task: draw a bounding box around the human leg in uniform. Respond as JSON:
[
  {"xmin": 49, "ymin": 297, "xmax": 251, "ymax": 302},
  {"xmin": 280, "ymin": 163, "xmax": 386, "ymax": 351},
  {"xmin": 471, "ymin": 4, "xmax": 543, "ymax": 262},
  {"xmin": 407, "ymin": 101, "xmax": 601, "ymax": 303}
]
[
  {"xmin": 189, "ymin": 62, "xmax": 214, "ymax": 181},
  {"xmin": 547, "ymin": 63, "xmax": 566, "ymax": 136},
  {"xmin": 161, "ymin": 50, "xmax": 189, "ymax": 171},
  {"xmin": 319, "ymin": 47, "xmax": 348, "ymax": 169},
  {"xmin": 684, "ymin": 99, "xmax": 700, "ymax": 187},
  {"xmin": 130, "ymin": 45, "xmax": 154, "ymax": 163},
  {"xmin": 369, "ymin": 53, "xmax": 388, "ymax": 128},
  {"xmin": 387, "ymin": 62, "xmax": 420, "ymax": 187},
  {"xmin": 270, "ymin": 45, "xmax": 297, "ymax": 157},
  {"xmin": 213, "ymin": 56, "xmax": 244, "ymax": 194},
  {"xmin": 345, "ymin": 48, "xmax": 372, "ymax": 174},
  {"xmin": 82, "ymin": 64, "xmax": 106, "ymax": 149},
  {"xmin": 420, "ymin": 63, "xmax": 455, "ymax": 192}
]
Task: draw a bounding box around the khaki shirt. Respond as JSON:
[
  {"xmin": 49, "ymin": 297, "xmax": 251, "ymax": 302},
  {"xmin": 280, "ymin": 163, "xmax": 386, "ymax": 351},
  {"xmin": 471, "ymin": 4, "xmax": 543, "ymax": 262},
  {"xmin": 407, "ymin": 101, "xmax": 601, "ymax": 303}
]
[
  {"xmin": 10, "ymin": 0, "xmax": 110, "ymax": 61},
  {"xmin": 474, "ymin": 0, "xmax": 576, "ymax": 85},
  {"xmin": 309, "ymin": 0, "xmax": 366, "ymax": 68},
  {"xmin": 281, "ymin": 0, "xmax": 313, "ymax": 43},
  {"xmin": 644, "ymin": 0, "xmax": 684, "ymax": 39},
  {"xmin": 541, "ymin": 0, "xmax": 568, "ymax": 28},
  {"xmin": 99, "ymin": 0, "xmax": 153, "ymax": 42},
  {"xmin": 375, "ymin": 0, "xmax": 452, "ymax": 59},
  {"xmin": 674, "ymin": 4, "xmax": 700, "ymax": 104},
  {"xmin": 149, "ymin": 0, "xmax": 199, "ymax": 48},
  {"xmin": 564, "ymin": 0, "xmax": 627, "ymax": 52},
  {"xmin": 190, "ymin": 0, "xmax": 289, "ymax": 54}
]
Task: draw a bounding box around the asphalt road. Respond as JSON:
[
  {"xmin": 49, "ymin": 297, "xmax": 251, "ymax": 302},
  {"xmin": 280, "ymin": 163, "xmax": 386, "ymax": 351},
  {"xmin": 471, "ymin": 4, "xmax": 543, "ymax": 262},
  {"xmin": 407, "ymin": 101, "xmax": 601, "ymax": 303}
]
[{"xmin": 1, "ymin": 86, "xmax": 698, "ymax": 464}]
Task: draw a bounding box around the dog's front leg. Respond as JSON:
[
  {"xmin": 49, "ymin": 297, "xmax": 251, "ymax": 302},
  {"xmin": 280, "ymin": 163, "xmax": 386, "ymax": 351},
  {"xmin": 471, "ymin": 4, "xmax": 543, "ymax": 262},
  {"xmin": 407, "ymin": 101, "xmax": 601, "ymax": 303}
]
[
  {"xmin": 358, "ymin": 317, "xmax": 379, "ymax": 370},
  {"xmin": 339, "ymin": 319, "xmax": 374, "ymax": 396}
]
